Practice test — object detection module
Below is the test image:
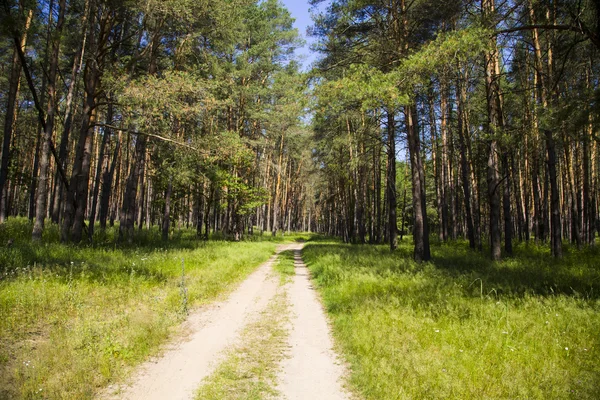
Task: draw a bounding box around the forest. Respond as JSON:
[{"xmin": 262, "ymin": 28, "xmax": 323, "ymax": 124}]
[
  {"xmin": 0, "ymin": 0, "xmax": 598, "ymax": 261},
  {"xmin": 0, "ymin": 0, "xmax": 599, "ymax": 398}
]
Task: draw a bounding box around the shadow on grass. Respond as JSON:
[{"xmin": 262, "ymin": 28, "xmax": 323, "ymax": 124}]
[
  {"xmin": 303, "ymin": 240, "xmax": 600, "ymax": 303},
  {"xmin": 430, "ymin": 241, "xmax": 600, "ymax": 299}
]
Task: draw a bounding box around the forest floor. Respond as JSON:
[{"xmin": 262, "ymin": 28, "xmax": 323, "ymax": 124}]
[{"xmin": 102, "ymin": 242, "xmax": 351, "ymax": 400}]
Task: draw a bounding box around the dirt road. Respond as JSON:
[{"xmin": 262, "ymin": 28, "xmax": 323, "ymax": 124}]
[
  {"xmin": 102, "ymin": 242, "xmax": 349, "ymax": 400},
  {"xmin": 276, "ymin": 244, "xmax": 350, "ymax": 400}
]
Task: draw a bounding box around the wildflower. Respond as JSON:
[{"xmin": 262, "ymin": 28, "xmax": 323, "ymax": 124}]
[
  {"xmin": 565, "ymin": 347, "xmax": 569, "ymax": 351},
  {"xmin": 434, "ymin": 329, "xmax": 440, "ymax": 333}
]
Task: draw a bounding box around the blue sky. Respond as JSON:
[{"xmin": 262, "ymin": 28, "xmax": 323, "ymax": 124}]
[{"xmin": 280, "ymin": 0, "xmax": 319, "ymax": 69}]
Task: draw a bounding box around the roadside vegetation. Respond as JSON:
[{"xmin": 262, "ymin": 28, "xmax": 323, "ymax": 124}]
[
  {"xmin": 0, "ymin": 218, "xmax": 297, "ymax": 399},
  {"xmin": 303, "ymin": 238, "xmax": 600, "ymax": 399}
]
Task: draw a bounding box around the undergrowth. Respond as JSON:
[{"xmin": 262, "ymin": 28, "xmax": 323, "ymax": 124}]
[
  {"xmin": 0, "ymin": 218, "xmax": 283, "ymax": 399},
  {"xmin": 303, "ymin": 238, "xmax": 600, "ymax": 399}
]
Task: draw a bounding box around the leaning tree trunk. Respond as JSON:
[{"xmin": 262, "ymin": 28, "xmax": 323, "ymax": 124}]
[{"xmin": 0, "ymin": 7, "xmax": 33, "ymax": 223}]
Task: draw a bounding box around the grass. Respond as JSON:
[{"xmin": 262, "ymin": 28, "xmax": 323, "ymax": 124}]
[
  {"xmin": 303, "ymin": 238, "xmax": 600, "ymax": 399},
  {"xmin": 194, "ymin": 288, "xmax": 290, "ymax": 400},
  {"xmin": 273, "ymin": 250, "xmax": 296, "ymax": 283},
  {"xmin": 0, "ymin": 218, "xmax": 285, "ymax": 399}
]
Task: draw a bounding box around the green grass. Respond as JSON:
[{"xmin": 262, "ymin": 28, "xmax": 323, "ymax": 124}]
[
  {"xmin": 0, "ymin": 218, "xmax": 278, "ymax": 399},
  {"xmin": 195, "ymin": 288, "xmax": 290, "ymax": 400},
  {"xmin": 273, "ymin": 250, "xmax": 296, "ymax": 283},
  {"xmin": 303, "ymin": 238, "xmax": 600, "ymax": 399}
]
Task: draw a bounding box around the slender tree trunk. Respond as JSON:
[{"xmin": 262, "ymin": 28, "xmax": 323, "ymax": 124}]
[
  {"xmin": 99, "ymin": 132, "xmax": 119, "ymax": 229},
  {"xmin": 483, "ymin": 0, "xmax": 502, "ymax": 261},
  {"xmin": 33, "ymin": 0, "xmax": 66, "ymax": 240},
  {"xmin": 52, "ymin": 0, "xmax": 89, "ymax": 223},
  {"xmin": 162, "ymin": 179, "xmax": 173, "ymax": 241},
  {"xmin": 502, "ymin": 154, "xmax": 513, "ymax": 254},
  {"xmin": 88, "ymin": 106, "xmax": 112, "ymax": 240},
  {"xmin": 386, "ymin": 109, "xmax": 398, "ymax": 251},
  {"xmin": 406, "ymin": 105, "xmax": 430, "ymax": 261},
  {"xmin": 119, "ymin": 135, "xmax": 147, "ymax": 242},
  {"xmin": 457, "ymin": 70, "xmax": 475, "ymax": 249}
]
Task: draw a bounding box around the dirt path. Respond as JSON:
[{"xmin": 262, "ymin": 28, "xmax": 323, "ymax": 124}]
[
  {"xmin": 101, "ymin": 242, "xmax": 350, "ymax": 400},
  {"xmin": 103, "ymin": 245, "xmax": 295, "ymax": 400},
  {"xmin": 276, "ymin": 243, "xmax": 350, "ymax": 400}
]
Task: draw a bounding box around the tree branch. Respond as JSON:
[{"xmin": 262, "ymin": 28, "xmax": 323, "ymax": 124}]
[
  {"xmin": 93, "ymin": 124, "xmax": 202, "ymax": 153},
  {"xmin": 496, "ymin": 24, "xmax": 600, "ymax": 49}
]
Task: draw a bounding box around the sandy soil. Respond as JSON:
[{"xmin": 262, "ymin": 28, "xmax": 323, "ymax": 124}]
[{"xmin": 276, "ymin": 243, "xmax": 351, "ymax": 400}]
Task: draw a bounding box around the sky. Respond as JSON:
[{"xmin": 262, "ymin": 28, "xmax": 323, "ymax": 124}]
[{"xmin": 280, "ymin": 0, "xmax": 320, "ymax": 69}]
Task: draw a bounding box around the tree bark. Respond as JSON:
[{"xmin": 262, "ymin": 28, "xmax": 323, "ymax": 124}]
[
  {"xmin": 386, "ymin": 109, "xmax": 398, "ymax": 251},
  {"xmin": 162, "ymin": 179, "xmax": 173, "ymax": 241},
  {"xmin": 457, "ymin": 70, "xmax": 475, "ymax": 249},
  {"xmin": 119, "ymin": 135, "xmax": 147, "ymax": 242},
  {"xmin": 33, "ymin": 0, "xmax": 66, "ymax": 240},
  {"xmin": 483, "ymin": 0, "xmax": 503, "ymax": 261},
  {"xmin": 406, "ymin": 105, "xmax": 430, "ymax": 261},
  {"xmin": 0, "ymin": 6, "xmax": 33, "ymax": 223}
]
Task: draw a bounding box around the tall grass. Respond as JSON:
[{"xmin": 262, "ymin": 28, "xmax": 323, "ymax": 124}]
[
  {"xmin": 0, "ymin": 218, "xmax": 279, "ymax": 399},
  {"xmin": 303, "ymin": 238, "xmax": 600, "ymax": 399}
]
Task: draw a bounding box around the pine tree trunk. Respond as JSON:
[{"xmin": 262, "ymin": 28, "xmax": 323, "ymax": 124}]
[
  {"xmin": 0, "ymin": 7, "xmax": 33, "ymax": 223},
  {"xmin": 119, "ymin": 135, "xmax": 147, "ymax": 242},
  {"xmin": 99, "ymin": 133, "xmax": 119, "ymax": 229},
  {"xmin": 162, "ymin": 179, "xmax": 173, "ymax": 241},
  {"xmin": 406, "ymin": 105, "xmax": 430, "ymax": 261},
  {"xmin": 32, "ymin": 0, "xmax": 66, "ymax": 240},
  {"xmin": 483, "ymin": 0, "xmax": 502, "ymax": 261},
  {"xmin": 88, "ymin": 111, "xmax": 111, "ymax": 240},
  {"xmin": 457, "ymin": 71, "xmax": 475, "ymax": 249},
  {"xmin": 502, "ymin": 154, "xmax": 513, "ymax": 254},
  {"xmin": 386, "ymin": 110, "xmax": 398, "ymax": 251}
]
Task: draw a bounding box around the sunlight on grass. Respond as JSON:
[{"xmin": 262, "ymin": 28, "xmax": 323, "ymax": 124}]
[
  {"xmin": 303, "ymin": 238, "xmax": 600, "ymax": 399},
  {"xmin": 0, "ymin": 218, "xmax": 277, "ymax": 399}
]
